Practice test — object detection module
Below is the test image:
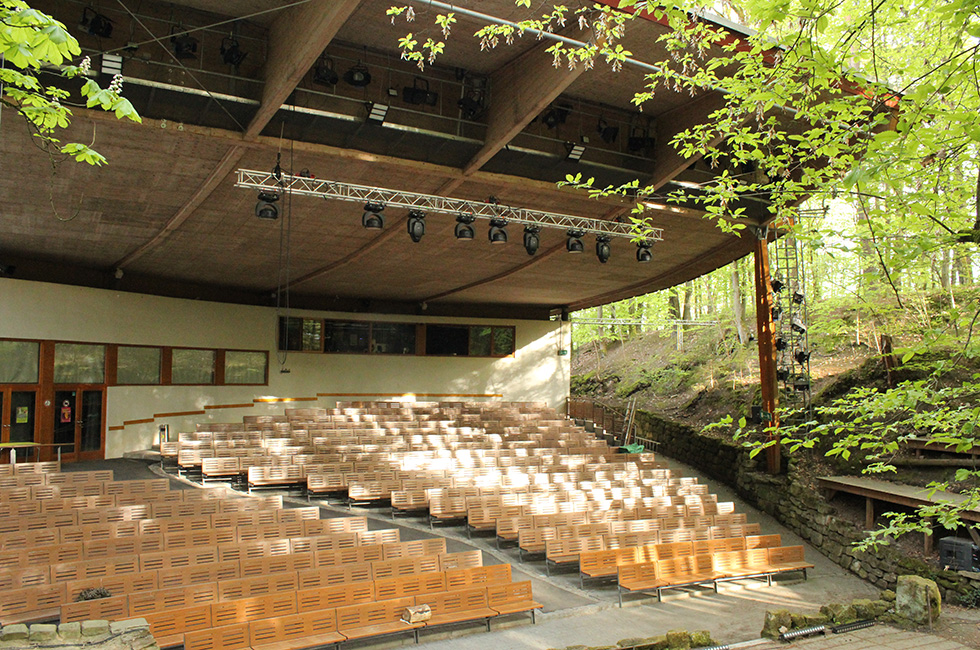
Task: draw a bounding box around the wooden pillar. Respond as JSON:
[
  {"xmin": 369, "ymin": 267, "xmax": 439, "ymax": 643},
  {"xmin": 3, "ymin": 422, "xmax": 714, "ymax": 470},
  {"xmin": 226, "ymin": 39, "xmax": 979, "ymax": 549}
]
[
  {"xmin": 753, "ymin": 233, "xmax": 781, "ymax": 474},
  {"xmin": 865, "ymin": 497, "xmax": 874, "ymax": 529}
]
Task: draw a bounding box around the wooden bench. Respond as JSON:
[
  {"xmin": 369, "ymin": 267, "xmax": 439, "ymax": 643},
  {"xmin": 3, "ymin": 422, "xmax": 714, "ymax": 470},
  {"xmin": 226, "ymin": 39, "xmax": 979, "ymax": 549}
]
[
  {"xmin": 129, "ymin": 583, "xmax": 218, "ymax": 616},
  {"xmin": 210, "ymin": 592, "xmax": 296, "ymax": 627},
  {"xmin": 305, "ymin": 473, "xmax": 347, "ymax": 501},
  {"xmin": 415, "ymin": 586, "xmax": 496, "ymax": 635},
  {"xmin": 336, "ymin": 596, "xmax": 423, "ymax": 644},
  {"xmin": 184, "ymin": 622, "xmax": 250, "ymax": 650},
  {"xmin": 296, "ymin": 582, "xmax": 374, "ymax": 612},
  {"xmin": 142, "ymin": 603, "xmax": 211, "ymax": 648},
  {"xmin": 382, "ymin": 538, "xmax": 446, "ymax": 560},
  {"xmin": 202, "ymin": 458, "xmax": 243, "ymax": 484},
  {"xmin": 390, "ymin": 489, "xmax": 430, "ymax": 518},
  {"xmin": 487, "ymin": 580, "xmax": 542, "ymax": 623},
  {"xmin": 374, "ymin": 572, "xmax": 447, "ymax": 600},
  {"xmin": 249, "ymin": 608, "xmax": 345, "ymax": 650},
  {"xmin": 444, "ymin": 564, "xmax": 511, "ymax": 590},
  {"xmin": 544, "ymin": 537, "xmax": 606, "ymax": 574},
  {"xmin": 617, "ymin": 554, "xmax": 717, "ymax": 606},
  {"xmin": 0, "ymin": 583, "xmax": 66, "ymax": 625},
  {"xmin": 218, "ymin": 572, "xmax": 299, "ymax": 601}
]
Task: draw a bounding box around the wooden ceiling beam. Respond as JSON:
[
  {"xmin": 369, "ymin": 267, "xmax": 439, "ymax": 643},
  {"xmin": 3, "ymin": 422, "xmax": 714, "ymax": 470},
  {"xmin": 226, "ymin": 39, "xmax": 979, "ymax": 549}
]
[
  {"xmin": 244, "ymin": 0, "xmax": 362, "ymax": 138},
  {"xmin": 461, "ymin": 32, "xmax": 590, "ymax": 177}
]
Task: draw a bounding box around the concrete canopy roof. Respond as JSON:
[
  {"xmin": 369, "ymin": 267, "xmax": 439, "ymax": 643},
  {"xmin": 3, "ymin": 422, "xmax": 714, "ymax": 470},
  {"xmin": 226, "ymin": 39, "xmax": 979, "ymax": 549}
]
[{"xmin": 0, "ymin": 0, "xmax": 767, "ymax": 320}]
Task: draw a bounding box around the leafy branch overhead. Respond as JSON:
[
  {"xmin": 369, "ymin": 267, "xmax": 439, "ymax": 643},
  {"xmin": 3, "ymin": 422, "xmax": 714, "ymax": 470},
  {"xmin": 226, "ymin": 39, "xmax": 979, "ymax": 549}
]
[{"xmin": 1, "ymin": 0, "xmax": 141, "ymax": 166}]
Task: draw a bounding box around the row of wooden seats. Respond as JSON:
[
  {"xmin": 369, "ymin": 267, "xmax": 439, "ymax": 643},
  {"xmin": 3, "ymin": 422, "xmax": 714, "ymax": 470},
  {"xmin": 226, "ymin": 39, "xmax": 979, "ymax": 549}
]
[
  {"xmin": 0, "ymin": 505, "xmax": 323, "ymax": 552},
  {"xmin": 0, "ymin": 520, "xmax": 388, "ymax": 575},
  {"xmin": 58, "ymin": 549, "xmax": 488, "ymax": 626},
  {"xmin": 616, "ymin": 545, "xmax": 814, "ymax": 605},
  {"xmin": 0, "ymin": 494, "xmax": 284, "ymax": 535},
  {"xmin": 177, "ymin": 581, "xmax": 539, "ymax": 650},
  {"xmin": 0, "ymin": 461, "xmax": 60, "ymax": 476},
  {"xmin": 0, "ymin": 469, "xmax": 113, "ymax": 490},
  {"xmin": 579, "ymin": 534, "xmax": 782, "ymax": 585},
  {"xmin": 0, "ymin": 484, "xmax": 229, "ymax": 516},
  {"xmin": 539, "ymin": 522, "xmax": 761, "ymax": 572}
]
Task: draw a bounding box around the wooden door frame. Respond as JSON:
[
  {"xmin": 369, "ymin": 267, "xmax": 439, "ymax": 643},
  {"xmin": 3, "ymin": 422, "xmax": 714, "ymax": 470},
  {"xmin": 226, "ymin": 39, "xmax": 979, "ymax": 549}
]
[{"xmin": 50, "ymin": 385, "xmax": 107, "ymax": 462}]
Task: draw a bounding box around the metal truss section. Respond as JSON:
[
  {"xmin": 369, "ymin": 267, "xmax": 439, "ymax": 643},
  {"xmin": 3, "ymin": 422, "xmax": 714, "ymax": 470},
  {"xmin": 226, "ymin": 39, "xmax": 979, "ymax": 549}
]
[{"xmin": 236, "ymin": 169, "xmax": 662, "ymax": 242}]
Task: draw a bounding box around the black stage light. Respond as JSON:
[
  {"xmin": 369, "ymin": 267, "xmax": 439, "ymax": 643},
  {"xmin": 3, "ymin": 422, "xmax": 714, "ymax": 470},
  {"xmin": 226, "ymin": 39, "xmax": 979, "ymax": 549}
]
[
  {"xmin": 171, "ymin": 31, "xmax": 198, "ymax": 59},
  {"xmin": 457, "ymin": 94, "xmax": 484, "ymax": 120},
  {"xmin": 343, "ymin": 62, "xmax": 371, "ymax": 87},
  {"xmin": 776, "ymin": 367, "xmax": 790, "ymax": 382},
  {"xmin": 636, "ymin": 241, "xmax": 653, "ymax": 263},
  {"xmin": 795, "ymin": 349, "xmax": 811, "ymax": 365},
  {"xmin": 220, "ymin": 37, "xmax": 247, "ymax": 67},
  {"xmin": 597, "ymin": 118, "xmax": 619, "ymax": 144},
  {"xmin": 80, "ymin": 8, "xmax": 113, "ymax": 38},
  {"xmin": 523, "ymin": 226, "xmax": 540, "ymax": 256},
  {"xmin": 566, "ymin": 230, "xmax": 585, "ymax": 254},
  {"xmin": 771, "ymin": 278, "xmax": 785, "ymax": 293},
  {"xmin": 312, "ymin": 55, "xmax": 339, "ymax": 85},
  {"xmin": 254, "ymin": 192, "xmax": 279, "ymax": 220},
  {"xmin": 542, "ymin": 105, "xmax": 570, "ymax": 129},
  {"xmin": 793, "ymin": 374, "xmax": 811, "ymax": 391},
  {"xmin": 362, "ymin": 202, "xmax": 385, "ymax": 230},
  {"xmin": 775, "ymin": 337, "xmax": 787, "ymax": 351},
  {"xmin": 488, "ymin": 218, "xmax": 508, "ymax": 245},
  {"xmin": 406, "ymin": 210, "xmax": 426, "ymax": 243},
  {"xmin": 792, "ymin": 290, "xmax": 805, "ymax": 304},
  {"xmin": 791, "ymin": 316, "xmax": 807, "ymax": 334},
  {"xmin": 403, "ymin": 78, "xmax": 438, "ymax": 106},
  {"xmin": 455, "ymin": 214, "xmax": 475, "ymax": 240},
  {"xmin": 595, "ymin": 236, "xmax": 611, "ymax": 263},
  {"xmin": 772, "ymin": 306, "xmax": 783, "ymax": 321}
]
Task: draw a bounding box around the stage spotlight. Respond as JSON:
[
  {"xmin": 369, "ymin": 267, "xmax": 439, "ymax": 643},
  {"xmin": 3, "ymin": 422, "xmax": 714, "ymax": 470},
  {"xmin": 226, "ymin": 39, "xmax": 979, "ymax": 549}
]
[
  {"xmin": 595, "ymin": 236, "xmax": 611, "ymax": 264},
  {"xmin": 790, "ymin": 317, "xmax": 807, "ymax": 334},
  {"xmin": 793, "ymin": 374, "xmax": 811, "ymax": 391},
  {"xmin": 597, "ymin": 118, "xmax": 619, "ymax": 144},
  {"xmin": 488, "ymin": 218, "xmax": 508, "ymax": 245},
  {"xmin": 566, "ymin": 230, "xmax": 585, "ymax": 254},
  {"xmin": 775, "ymin": 337, "xmax": 787, "ymax": 351},
  {"xmin": 170, "ymin": 29, "xmax": 198, "ymax": 59},
  {"xmin": 254, "ymin": 192, "xmax": 279, "ymax": 220},
  {"xmin": 403, "ymin": 78, "xmax": 438, "ymax": 106},
  {"xmin": 542, "ymin": 105, "xmax": 570, "ymax": 129},
  {"xmin": 776, "ymin": 367, "xmax": 790, "ymax": 382},
  {"xmin": 407, "ymin": 210, "xmax": 426, "ymax": 242},
  {"xmin": 80, "ymin": 8, "xmax": 113, "ymax": 38},
  {"xmin": 220, "ymin": 37, "xmax": 247, "ymax": 67},
  {"xmin": 343, "ymin": 62, "xmax": 371, "ymax": 87},
  {"xmin": 636, "ymin": 241, "xmax": 653, "ymax": 263},
  {"xmin": 312, "ymin": 55, "xmax": 339, "ymax": 86},
  {"xmin": 523, "ymin": 226, "xmax": 540, "ymax": 256},
  {"xmin": 795, "ymin": 349, "xmax": 811, "ymax": 365},
  {"xmin": 366, "ymin": 102, "xmax": 389, "ymax": 124},
  {"xmin": 457, "ymin": 94, "xmax": 485, "ymax": 120},
  {"xmin": 362, "ymin": 202, "xmax": 385, "ymax": 230},
  {"xmin": 792, "ymin": 290, "xmax": 805, "ymax": 304},
  {"xmin": 770, "ymin": 278, "xmax": 785, "ymax": 292},
  {"xmin": 772, "ymin": 306, "xmax": 783, "ymax": 321},
  {"xmin": 454, "ymin": 214, "xmax": 475, "ymax": 240}
]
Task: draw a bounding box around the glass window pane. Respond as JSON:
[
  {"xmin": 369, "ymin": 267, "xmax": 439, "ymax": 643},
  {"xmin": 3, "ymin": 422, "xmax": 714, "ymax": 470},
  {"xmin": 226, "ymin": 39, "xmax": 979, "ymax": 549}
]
[
  {"xmin": 426, "ymin": 325, "xmax": 469, "ymax": 356},
  {"xmin": 116, "ymin": 346, "xmax": 161, "ymax": 385},
  {"xmin": 278, "ymin": 317, "xmax": 321, "ymax": 351},
  {"xmin": 225, "ymin": 351, "xmax": 267, "ymax": 384},
  {"xmin": 468, "ymin": 327, "xmax": 492, "ymax": 356},
  {"xmin": 324, "ymin": 322, "xmax": 370, "ymax": 353},
  {"xmin": 0, "ymin": 340, "xmax": 39, "ymax": 383},
  {"xmin": 492, "ymin": 327, "xmax": 515, "ymax": 356},
  {"xmin": 372, "ymin": 323, "xmax": 416, "ymax": 355},
  {"xmin": 54, "ymin": 343, "xmax": 105, "ymax": 384},
  {"xmin": 9, "ymin": 392, "xmax": 35, "ymax": 443},
  {"xmin": 172, "ymin": 349, "xmax": 215, "ymax": 384}
]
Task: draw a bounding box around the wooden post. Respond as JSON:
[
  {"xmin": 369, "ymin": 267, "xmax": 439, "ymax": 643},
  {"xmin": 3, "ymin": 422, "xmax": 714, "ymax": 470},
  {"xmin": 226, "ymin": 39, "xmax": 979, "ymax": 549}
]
[
  {"xmin": 865, "ymin": 497, "xmax": 874, "ymax": 529},
  {"xmin": 753, "ymin": 233, "xmax": 781, "ymax": 474}
]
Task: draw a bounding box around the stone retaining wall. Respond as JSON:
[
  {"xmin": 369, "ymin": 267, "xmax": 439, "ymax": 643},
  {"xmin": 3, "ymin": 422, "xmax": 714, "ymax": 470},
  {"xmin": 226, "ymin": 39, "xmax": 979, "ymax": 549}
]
[
  {"xmin": 0, "ymin": 619, "xmax": 157, "ymax": 650},
  {"xmin": 634, "ymin": 410, "xmax": 980, "ymax": 601}
]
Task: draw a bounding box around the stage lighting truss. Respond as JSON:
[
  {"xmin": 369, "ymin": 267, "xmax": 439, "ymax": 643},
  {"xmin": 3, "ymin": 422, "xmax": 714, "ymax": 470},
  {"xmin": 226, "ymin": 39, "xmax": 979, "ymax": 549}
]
[{"xmin": 235, "ymin": 169, "xmax": 662, "ymax": 245}]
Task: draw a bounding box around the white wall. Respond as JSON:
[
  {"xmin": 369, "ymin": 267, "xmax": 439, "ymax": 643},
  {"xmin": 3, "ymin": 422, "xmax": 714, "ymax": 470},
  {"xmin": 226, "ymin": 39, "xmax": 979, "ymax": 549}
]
[{"xmin": 0, "ymin": 279, "xmax": 570, "ymax": 457}]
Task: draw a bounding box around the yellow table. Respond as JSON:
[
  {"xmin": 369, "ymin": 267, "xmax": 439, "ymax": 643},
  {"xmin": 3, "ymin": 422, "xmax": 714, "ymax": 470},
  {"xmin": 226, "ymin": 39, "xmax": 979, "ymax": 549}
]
[{"xmin": 0, "ymin": 441, "xmax": 40, "ymax": 464}]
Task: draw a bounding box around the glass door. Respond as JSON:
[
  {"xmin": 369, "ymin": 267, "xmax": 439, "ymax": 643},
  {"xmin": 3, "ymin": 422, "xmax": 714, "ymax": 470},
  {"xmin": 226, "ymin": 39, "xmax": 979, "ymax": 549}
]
[
  {"xmin": 53, "ymin": 388, "xmax": 104, "ymax": 461},
  {"xmin": 0, "ymin": 388, "xmax": 37, "ymax": 463}
]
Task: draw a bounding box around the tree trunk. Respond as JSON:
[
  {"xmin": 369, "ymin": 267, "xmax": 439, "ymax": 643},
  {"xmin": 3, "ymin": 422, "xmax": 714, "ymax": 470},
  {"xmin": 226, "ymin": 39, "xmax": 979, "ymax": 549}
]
[
  {"xmin": 597, "ymin": 304, "xmax": 607, "ymax": 354},
  {"xmin": 682, "ymin": 281, "xmax": 693, "ymax": 322},
  {"xmin": 955, "ymin": 248, "xmax": 974, "ymax": 285}
]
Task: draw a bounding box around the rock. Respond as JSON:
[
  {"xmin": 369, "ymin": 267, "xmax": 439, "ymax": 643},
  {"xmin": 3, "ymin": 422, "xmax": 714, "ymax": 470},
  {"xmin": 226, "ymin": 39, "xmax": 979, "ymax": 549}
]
[
  {"xmin": 58, "ymin": 622, "xmax": 82, "ymax": 640},
  {"xmin": 82, "ymin": 620, "xmax": 111, "ymax": 637},
  {"xmin": 895, "ymin": 575, "xmax": 941, "ymax": 624},
  {"xmin": 851, "ymin": 598, "xmax": 878, "ymax": 619},
  {"xmin": 761, "ymin": 609, "xmax": 793, "ymax": 638},
  {"xmin": 1, "ymin": 624, "xmax": 30, "ymax": 641},
  {"xmin": 665, "ymin": 629, "xmax": 691, "ymax": 649},
  {"xmin": 689, "ymin": 630, "xmax": 715, "ymax": 647},
  {"xmin": 880, "ymin": 589, "xmax": 896, "ymax": 602},
  {"xmin": 29, "ymin": 624, "xmax": 57, "ymax": 642},
  {"xmin": 633, "ymin": 635, "xmax": 669, "ymax": 650},
  {"xmin": 617, "ymin": 639, "xmax": 647, "ymax": 647}
]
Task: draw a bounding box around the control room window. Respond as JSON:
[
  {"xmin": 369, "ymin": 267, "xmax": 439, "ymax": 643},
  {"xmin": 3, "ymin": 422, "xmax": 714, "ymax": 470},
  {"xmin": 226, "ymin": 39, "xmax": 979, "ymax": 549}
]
[
  {"xmin": 224, "ymin": 350, "xmax": 268, "ymax": 385},
  {"xmin": 372, "ymin": 323, "xmax": 416, "ymax": 355},
  {"xmin": 278, "ymin": 317, "xmax": 322, "ymax": 351},
  {"xmin": 425, "ymin": 325, "xmax": 469, "ymax": 356},
  {"xmin": 324, "ymin": 321, "xmax": 371, "ymax": 353}
]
